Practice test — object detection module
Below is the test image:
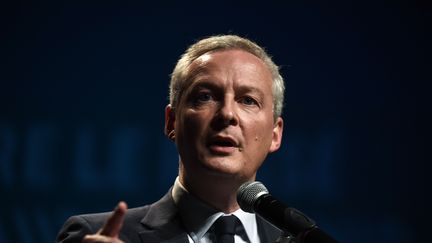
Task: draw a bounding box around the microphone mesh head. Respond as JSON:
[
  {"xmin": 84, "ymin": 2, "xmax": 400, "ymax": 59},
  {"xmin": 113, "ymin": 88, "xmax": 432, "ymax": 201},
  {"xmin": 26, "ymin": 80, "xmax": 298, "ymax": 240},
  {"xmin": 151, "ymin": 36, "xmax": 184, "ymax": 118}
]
[{"xmin": 237, "ymin": 181, "xmax": 269, "ymax": 213}]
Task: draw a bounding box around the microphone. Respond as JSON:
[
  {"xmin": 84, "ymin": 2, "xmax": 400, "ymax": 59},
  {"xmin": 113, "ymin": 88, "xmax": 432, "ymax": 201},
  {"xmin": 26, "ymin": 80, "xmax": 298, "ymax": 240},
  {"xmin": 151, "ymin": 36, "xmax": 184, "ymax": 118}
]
[{"xmin": 237, "ymin": 181, "xmax": 339, "ymax": 243}]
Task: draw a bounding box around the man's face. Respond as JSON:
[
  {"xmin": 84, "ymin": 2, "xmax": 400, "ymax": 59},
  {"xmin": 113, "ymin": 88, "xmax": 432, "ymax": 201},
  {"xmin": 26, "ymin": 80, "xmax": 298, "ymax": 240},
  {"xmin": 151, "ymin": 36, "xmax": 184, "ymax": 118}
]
[{"xmin": 166, "ymin": 49, "xmax": 283, "ymax": 182}]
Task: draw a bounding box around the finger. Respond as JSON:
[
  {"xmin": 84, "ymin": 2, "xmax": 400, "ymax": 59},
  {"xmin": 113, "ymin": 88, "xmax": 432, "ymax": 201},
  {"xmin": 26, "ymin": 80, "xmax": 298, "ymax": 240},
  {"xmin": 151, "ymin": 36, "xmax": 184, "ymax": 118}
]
[
  {"xmin": 83, "ymin": 234, "xmax": 124, "ymax": 243},
  {"xmin": 99, "ymin": 201, "xmax": 127, "ymax": 237}
]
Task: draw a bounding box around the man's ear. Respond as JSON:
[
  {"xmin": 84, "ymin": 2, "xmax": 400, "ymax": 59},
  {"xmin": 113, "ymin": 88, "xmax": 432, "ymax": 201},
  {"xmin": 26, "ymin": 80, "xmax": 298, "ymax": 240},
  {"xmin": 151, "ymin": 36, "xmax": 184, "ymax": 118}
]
[
  {"xmin": 164, "ymin": 104, "xmax": 176, "ymax": 141},
  {"xmin": 269, "ymin": 117, "xmax": 283, "ymax": 153}
]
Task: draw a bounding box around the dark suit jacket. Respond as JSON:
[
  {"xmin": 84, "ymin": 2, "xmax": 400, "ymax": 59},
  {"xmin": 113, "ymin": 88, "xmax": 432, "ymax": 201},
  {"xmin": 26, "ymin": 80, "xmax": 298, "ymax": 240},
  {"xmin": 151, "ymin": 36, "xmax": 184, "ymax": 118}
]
[{"xmin": 56, "ymin": 190, "xmax": 282, "ymax": 243}]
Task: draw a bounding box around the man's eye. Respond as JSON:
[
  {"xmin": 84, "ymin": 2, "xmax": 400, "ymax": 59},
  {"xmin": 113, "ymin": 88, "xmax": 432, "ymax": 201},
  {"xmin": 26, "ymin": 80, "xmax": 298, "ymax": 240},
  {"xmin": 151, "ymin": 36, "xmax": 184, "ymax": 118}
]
[
  {"xmin": 195, "ymin": 92, "xmax": 213, "ymax": 102},
  {"xmin": 240, "ymin": 96, "xmax": 258, "ymax": 106}
]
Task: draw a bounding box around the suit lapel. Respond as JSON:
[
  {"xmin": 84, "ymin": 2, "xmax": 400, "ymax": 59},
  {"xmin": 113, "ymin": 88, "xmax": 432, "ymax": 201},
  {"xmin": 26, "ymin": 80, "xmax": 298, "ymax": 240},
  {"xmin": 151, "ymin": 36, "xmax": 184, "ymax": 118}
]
[
  {"xmin": 257, "ymin": 215, "xmax": 283, "ymax": 243},
  {"xmin": 138, "ymin": 189, "xmax": 189, "ymax": 243}
]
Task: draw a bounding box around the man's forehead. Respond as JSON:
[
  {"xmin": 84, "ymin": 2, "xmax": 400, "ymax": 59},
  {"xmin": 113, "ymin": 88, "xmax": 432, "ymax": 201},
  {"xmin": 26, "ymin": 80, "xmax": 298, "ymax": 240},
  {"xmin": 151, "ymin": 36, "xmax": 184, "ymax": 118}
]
[
  {"xmin": 188, "ymin": 49, "xmax": 268, "ymax": 74},
  {"xmin": 179, "ymin": 49, "xmax": 272, "ymax": 96},
  {"xmin": 195, "ymin": 52, "xmax": 212, "ymax": 64}
]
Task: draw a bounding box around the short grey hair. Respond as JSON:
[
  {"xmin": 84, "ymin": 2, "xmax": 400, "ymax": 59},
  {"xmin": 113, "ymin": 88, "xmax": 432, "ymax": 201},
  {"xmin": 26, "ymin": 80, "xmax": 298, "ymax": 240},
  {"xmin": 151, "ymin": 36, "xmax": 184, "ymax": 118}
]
[{"xmin": 169, "ymin": 35, "xmax": 285, "ymax": 119}]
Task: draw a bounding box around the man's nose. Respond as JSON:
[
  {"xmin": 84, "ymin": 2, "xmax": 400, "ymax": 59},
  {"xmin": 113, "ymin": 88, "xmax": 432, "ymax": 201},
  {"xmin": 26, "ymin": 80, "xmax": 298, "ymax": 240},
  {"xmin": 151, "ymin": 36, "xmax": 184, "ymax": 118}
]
[{"xmin": 215, "ymin": 98, "xmax": 239, "ymax": 127}]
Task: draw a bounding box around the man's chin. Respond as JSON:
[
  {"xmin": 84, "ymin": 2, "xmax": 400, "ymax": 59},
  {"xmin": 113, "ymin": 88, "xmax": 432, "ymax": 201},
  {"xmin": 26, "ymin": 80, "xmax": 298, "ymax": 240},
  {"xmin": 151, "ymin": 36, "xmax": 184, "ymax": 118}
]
[{"xmin": 200, "ymin": 159, "xmax": 244, "ymax": 178}]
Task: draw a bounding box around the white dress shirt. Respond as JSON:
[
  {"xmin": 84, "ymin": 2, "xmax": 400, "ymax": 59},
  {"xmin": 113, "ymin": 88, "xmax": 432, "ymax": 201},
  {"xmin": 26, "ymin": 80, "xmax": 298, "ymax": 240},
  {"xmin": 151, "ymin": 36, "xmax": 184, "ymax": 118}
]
[{"xmin": 172, "ymin": 177, "xmax": 261, "ymax": 243}]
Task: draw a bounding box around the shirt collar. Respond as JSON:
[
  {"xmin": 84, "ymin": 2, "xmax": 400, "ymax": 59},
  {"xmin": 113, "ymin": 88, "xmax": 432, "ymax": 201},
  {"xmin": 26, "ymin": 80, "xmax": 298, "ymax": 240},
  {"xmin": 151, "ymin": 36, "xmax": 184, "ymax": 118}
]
[
  {"xmin": 232, "ymin": 208, "xmax": 259, "ymax": 242},
  {"xmin": 172, "ymin": 177, "xmax": 258, "ymax": 242}
]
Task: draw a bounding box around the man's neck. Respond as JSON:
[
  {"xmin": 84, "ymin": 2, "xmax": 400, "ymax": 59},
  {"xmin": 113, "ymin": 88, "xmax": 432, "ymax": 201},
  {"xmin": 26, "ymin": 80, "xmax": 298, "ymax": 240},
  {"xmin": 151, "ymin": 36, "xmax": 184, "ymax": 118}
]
[{"xmin": 179, "ymin": 170, "xmax": 248, "ymax": 213}]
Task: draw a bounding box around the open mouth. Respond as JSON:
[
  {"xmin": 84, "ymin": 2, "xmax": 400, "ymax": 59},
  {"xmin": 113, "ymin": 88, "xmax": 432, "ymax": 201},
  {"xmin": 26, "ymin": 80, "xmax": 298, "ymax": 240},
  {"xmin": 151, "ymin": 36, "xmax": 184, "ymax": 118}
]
[
  {"xmin": 208, "ymin": 136, "xmax": 237, "ymax": 146},
  {"xmin": 207, "ymin": 136, "xmax": 239, "ymax": 154},
  {"xmin": 210, "ymin": 140, "xmax": 235, "ymax": 147}
]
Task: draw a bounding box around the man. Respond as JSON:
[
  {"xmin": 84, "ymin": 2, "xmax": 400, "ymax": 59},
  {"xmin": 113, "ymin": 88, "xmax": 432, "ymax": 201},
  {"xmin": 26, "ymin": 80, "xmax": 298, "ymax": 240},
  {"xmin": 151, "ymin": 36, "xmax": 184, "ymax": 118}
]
[{"xmin": 57, "ymin": 34, "xmax": 285, "ymax": 243}]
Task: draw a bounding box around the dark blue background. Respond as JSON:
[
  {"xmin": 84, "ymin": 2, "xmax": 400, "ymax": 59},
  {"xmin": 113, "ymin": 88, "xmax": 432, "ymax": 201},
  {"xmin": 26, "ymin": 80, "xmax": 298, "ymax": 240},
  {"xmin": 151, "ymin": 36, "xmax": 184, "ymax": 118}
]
[{"xmin": 0, "ymin": 1, "xmax": 430, "ymax": 242}]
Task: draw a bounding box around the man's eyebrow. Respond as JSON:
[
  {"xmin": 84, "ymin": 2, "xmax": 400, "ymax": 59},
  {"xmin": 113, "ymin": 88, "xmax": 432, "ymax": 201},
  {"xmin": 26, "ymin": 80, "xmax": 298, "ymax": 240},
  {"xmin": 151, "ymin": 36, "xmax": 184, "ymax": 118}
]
[
  {"xmin": 188, "ymin": 78, "xmax": 220, "ymax": 91},
  {"xmin": 236, "ymin": 85, "xmax": 266, "ymax": 97}
]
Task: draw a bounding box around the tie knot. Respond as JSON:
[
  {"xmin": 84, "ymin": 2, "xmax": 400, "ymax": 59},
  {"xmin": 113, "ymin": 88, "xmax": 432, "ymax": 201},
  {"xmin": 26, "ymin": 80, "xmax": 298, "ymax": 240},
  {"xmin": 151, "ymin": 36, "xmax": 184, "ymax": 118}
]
[{"xmin": 214, "ymin": 215, "xmax": 240, "ymax": 236}]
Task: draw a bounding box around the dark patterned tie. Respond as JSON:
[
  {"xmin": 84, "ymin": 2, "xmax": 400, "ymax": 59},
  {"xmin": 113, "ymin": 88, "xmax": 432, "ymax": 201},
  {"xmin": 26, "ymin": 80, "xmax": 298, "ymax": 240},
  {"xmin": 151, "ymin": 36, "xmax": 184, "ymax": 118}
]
[{"xmin": 213, "ymin": 215, "xmax": 240, "ymax": 243}]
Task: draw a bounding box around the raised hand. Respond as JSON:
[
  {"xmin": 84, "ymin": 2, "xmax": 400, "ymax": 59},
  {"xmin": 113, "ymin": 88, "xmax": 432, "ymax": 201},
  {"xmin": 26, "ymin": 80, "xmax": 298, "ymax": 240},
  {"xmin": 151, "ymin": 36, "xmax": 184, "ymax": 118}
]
[{"xmin": 82, "ymin": 201, "xmax": 127, "ymax": 243}]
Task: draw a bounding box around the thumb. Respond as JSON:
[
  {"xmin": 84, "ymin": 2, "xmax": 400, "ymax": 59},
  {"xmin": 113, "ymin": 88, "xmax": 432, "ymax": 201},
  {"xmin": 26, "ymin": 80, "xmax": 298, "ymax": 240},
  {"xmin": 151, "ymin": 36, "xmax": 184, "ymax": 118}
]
[{"xmin": 99, "ymin": 201, "xmax": 128, "ymax": 237}]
